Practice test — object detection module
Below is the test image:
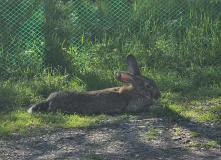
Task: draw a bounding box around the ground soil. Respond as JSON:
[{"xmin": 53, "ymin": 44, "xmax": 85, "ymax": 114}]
[{"xmin": 1, "ymin": 114, "xmax": 221, "ymax": 160}]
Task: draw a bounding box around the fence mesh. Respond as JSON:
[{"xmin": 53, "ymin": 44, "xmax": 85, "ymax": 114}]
[
  {"xmin": 1, "ymin": 0, "xmax": 221, "ymax": 78},
  {"xmin": 1, "ymin": 0, "xmax": 45, "ymax": 77}
]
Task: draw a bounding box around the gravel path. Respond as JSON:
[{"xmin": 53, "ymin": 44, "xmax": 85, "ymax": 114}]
[{"xmin": 1, "ymin": 115, "xmax": 221, "ymax": 160}]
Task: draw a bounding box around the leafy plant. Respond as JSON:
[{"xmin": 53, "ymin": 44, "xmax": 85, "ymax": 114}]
[{"xmin": 147, "ymin": 123, "xmax": 160, "ymax": 140}]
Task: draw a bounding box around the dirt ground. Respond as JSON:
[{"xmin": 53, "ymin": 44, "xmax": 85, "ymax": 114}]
[{"xmin": 1, "ymin": 114, "xmax": 221, "ymax": 160}]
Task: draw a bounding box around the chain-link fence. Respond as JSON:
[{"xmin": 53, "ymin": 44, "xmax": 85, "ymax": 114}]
[
  {"xmin": 1, "ymin": 0, "xmax": 221, "ymax": 78},
  {"xmin": 1, "ymin": 0, "xmax": 45, "ymax": 77}
]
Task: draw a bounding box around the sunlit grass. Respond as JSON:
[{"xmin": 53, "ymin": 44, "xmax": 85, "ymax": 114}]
[
  {"xmin": 186, "ymin": 140, "xmax": 218, "ymax": 148},
  {"xmin": 0, "ymin": 107, "xmax": 139, "ymax": 138},
  {"xmin": 0, "ymin": 65, "xmax": 220, "ymax": 138},
  {"xmin": 181, "ymin": 107, "xmax": 221, "ymax": 122},
  {"xmin": 0, "ymin": 110, "xmax": 103, "ymax": 137},
  {"xmin": 147, "ymin": 123, "xmax": 160, "ymax": 140}
]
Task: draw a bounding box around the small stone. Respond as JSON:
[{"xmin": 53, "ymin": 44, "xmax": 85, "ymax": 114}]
[
  {"xmin": 172, "ymin": 136, "xmax": 182, "ymax": 141},
  {"xmin": 185, "ymin": 139, "xmax": 191, "ymax": 143},
  {"xmin": 137, "ymin": 126, "xmax": 146, "ymax": 129}
]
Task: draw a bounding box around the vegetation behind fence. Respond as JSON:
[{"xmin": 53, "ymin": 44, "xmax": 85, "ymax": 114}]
[{"xmin": 1, "ymin": 0, "xmax": 221, "ymax": 82}]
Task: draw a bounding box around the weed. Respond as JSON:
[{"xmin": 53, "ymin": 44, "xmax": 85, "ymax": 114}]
[
  {"xmin": 88, "ymin": 147, "xmax": 104, "ymax": 160},
  {"xmin": 189, "ymin": 132, "xmax": 202, "ymax": 137},
  {"xmin": 147, "ymin": 123, "xmax": 160, "ymax": 140},
  {"xmin": 112, "ymin": 142, "xmax": 117, "ymax": 147},
  {"xmin": 186, "ymin": 140, "xmax": 218, "ymax": 148},
  {"xmin": 173, "ymin": 128, "xmax": 181, "ymax": 135}
]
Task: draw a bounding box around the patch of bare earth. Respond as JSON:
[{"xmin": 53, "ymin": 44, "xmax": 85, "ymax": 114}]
[{"xmin": 1, "ymin": 114, "xmax": 221, "ymax": 160}]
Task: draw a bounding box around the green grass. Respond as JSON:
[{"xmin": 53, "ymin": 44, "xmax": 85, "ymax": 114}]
[
  {"xmin": 189, "ymin": 132, "xmax": 202, "ymax": 137},
  {"xmin": 0, "ymin": 102, "xmax": 137, "ymax": 138},
  {"xmin": 165, "ymin": 95, "xmax": 221, "ymax": 122},
  {"xmin": 147, "ymin": 123, "xmax": 160, "ymax": 140},
  {"xmin": 0, "ymin": 66, "xmax": 220, "ymax": 138},
  {"xmin": 0, "ymin": 111, "xmax": 102, "ymax": 137},
  {"xmin": 0, "ymin": 62, "xmax": 220, "ymax": 139},
  {"xmin": 186, "ymin": 140, "xmax": 218, "ymax": 148}
]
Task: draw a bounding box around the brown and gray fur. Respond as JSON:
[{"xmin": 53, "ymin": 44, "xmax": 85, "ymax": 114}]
[{"xmin": 28, "ymin": 55, "xmax": 161, "ymax": 114}]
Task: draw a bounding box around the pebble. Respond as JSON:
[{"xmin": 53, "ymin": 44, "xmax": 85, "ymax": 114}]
[{"xmin": 172, "ymin": 136, "xmax": 182, "ymax": 141}]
